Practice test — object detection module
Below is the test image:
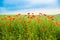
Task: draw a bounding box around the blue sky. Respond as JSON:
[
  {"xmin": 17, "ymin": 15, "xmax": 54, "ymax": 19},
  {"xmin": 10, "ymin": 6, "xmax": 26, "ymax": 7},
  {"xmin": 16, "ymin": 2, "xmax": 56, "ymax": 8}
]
[{"xmin": 0, "ymin": 0, "xmax": 60, "ymax": 14}]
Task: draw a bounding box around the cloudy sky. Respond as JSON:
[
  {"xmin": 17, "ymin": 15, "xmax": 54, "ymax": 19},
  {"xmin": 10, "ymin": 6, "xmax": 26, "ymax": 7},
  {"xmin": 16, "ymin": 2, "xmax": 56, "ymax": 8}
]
[{"xmin": 0, "ymin": 0, "xmax": 60, "ymax": 15}]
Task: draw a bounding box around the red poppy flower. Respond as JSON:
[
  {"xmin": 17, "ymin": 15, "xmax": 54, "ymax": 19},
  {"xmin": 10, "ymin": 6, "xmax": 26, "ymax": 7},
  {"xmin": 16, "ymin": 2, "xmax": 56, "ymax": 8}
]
[
  {"xmin": 10, "ymin": 18, "xmax": 15, "ymax": 21},
  {"xmin": 24, "ymin": 19, "xmax": 26, "ymax": 23},
  {"xmin": 27, "ymin": 12, "xmax": 30, "ymax": 15},
  {"xmin": 17, "ymin": 13, "xmax": 20, "ymax": 16},
  {"xmin": 55, "ymin": 22, "xmax": 59, "ymax": 25},
  {"xmin": 1, "ymin": 18, "xmax": 6, "ymax": 20},
  {"xmin": 43, "ymin": 14, "xmax": 46, "ymax": 16},
  {"xmin": 8, "ymin": 16, "xmax": 11, "ymax": 19}
]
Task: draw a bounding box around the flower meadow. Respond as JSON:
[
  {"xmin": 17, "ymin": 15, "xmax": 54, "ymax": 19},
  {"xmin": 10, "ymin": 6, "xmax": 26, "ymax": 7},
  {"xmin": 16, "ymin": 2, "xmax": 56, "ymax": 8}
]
[{"xmin": 0, "ymin": 13, "xmax": 60, "ymax": 40}]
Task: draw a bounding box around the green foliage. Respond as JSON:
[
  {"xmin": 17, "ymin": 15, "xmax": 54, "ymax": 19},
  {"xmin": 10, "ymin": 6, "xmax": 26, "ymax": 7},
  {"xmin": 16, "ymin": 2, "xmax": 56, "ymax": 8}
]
[{"xmin": 0, "ymin": 14, "xmax": 60, "ymax": 40}]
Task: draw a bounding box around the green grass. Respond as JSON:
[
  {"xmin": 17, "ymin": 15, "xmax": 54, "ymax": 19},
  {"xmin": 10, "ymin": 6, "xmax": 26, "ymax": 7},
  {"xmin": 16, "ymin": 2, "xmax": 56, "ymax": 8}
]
[
  {"xmin": 0, "ymin": 14, "xmax": 60, "ymax": 40},
  {"xmin": 54, "ymin": 14, "xmax": 60, "ymax": 22}
]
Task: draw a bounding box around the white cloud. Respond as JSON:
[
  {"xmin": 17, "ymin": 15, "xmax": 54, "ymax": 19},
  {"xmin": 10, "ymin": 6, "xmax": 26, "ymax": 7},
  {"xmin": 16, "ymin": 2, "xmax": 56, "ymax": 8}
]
[
  {"xmin": 26, "ymin": 0, "xmax": 57, "ymax": 5},
  {"xmin": 4, "ymin": 0, "xmax": 57, "ymax": 4},
  {"xmin": 1, "ymin": 8, "xmax": 60, "ymax": 15},
  {"xmin": 20, "ymin": 8, "xmax": 60, "ymax": 15},
  {"xmin": 1, "ymin": 0, "xmax": 59, "ymax": 15},
  {"xmin": 4, "ymin": 0, "xmax": 57, "ymax": 8}
]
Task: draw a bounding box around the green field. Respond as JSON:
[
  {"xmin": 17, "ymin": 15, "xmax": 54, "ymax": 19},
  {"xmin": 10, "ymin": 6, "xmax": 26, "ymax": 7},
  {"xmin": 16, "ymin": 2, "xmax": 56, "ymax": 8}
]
[
  {"xmin": 0, "ymin": 14, "xmax": 60, "ymax": 40},
  {"xmin": 54, "ymin": 14, "xmax": 60, "ymax": 22}
]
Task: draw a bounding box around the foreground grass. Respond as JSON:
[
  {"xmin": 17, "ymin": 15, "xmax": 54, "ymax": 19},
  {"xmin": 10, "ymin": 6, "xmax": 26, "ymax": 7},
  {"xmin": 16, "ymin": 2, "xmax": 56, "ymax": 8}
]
[{"xmin": 0, "ymin": 14, "xmax": 60, "ymax": 40}]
